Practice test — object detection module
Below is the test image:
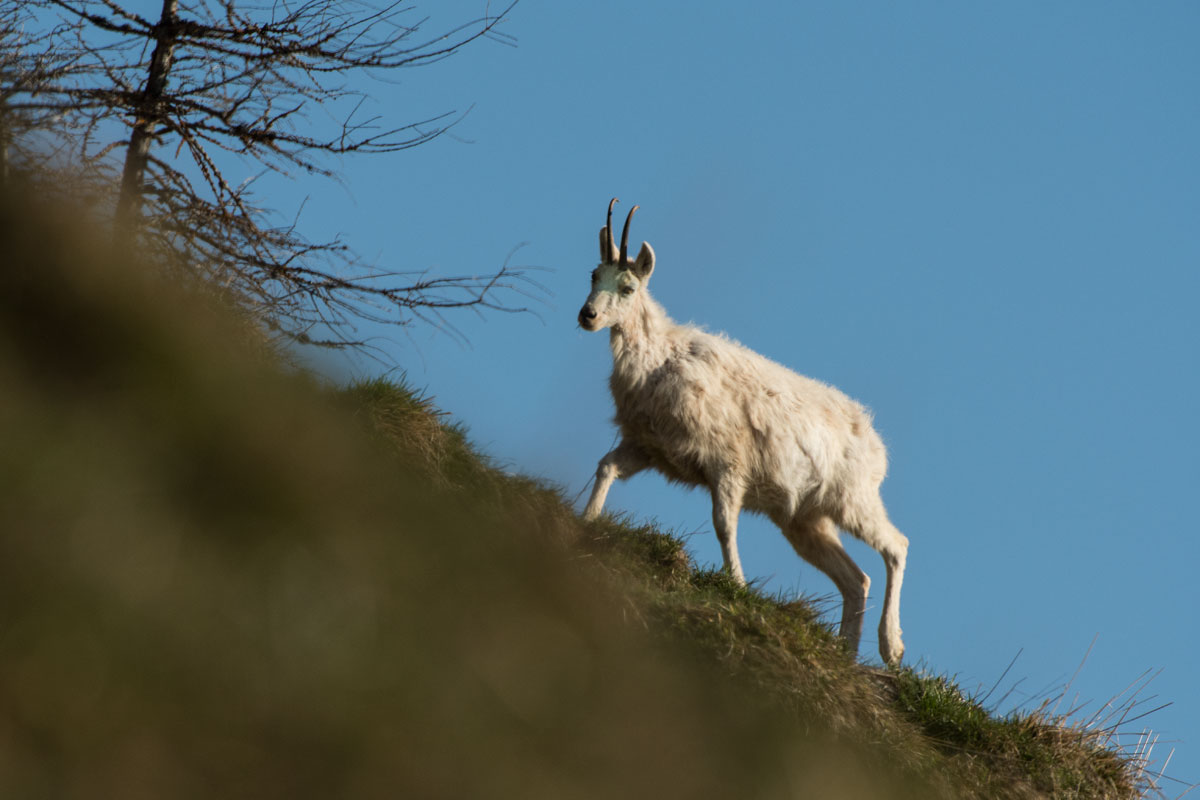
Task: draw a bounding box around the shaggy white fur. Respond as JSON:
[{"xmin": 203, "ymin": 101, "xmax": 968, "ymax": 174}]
[{"xmin": 579, "ymin": 200, "xmax": 909, "ymax": 665}]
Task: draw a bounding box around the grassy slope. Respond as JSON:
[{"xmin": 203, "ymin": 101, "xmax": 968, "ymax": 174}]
[
  {"xmin": 348, "ymin": 379, "xmax": 1144, "ymax": 800},
  {"xmin": 0, "ymin": 189, "xmax": 1145, "ymax": 799}
]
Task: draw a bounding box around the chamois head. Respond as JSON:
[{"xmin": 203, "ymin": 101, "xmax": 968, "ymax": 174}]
[{"xmin": 578, "ymin": 198, "xmax": 656, "ymax": 332}]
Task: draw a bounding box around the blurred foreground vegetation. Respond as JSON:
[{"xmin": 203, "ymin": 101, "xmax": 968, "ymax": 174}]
[{"xmin": 0, "ymin": 187, "xmax": 1148, "ymax": 798}]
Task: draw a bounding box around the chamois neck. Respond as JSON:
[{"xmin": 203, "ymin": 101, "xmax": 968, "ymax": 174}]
[{"xmin": 609, "ymin": 291, "xmax": 674, "ymax": 367}]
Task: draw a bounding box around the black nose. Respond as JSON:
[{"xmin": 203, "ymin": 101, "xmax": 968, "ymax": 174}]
[{"xmin": 579, "ymin": 304, "xmax": 597, "ymax": 324}]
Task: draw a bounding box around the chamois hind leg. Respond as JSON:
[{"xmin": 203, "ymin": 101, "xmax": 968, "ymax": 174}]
[
  {"xmin": 783, "ymin": 515, "xmax": 871, "ymax": 657},
  {"xmin": 583, "ymin": 439, "xmax": 650, "ymax": 520},
  {"xmin": 838, "ymin": 494, "xmax": 908, "ymax": 666},
  {"xmin": 711, "ymin": 476, "xmax": 747, "ymax": 586}
]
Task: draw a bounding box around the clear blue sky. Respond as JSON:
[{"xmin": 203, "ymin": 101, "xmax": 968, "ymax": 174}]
[{"xmin": 253, "ymin": 1, "xmax": 1197, "ymax": 788}]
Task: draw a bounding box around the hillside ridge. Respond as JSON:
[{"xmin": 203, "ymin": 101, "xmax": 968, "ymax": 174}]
[
  {"xmin": 0, "ymin": 190, "xmax": 1151, "ymax": 798},
  {"xmin": 348, "ymin": 377, "xmax": 1149, "ymax": 800}
]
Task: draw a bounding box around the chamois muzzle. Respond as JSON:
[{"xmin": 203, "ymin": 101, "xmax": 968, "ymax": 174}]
[{"xmin": 578, "ymin": 303, "xmax": 598, "ymax": 329}]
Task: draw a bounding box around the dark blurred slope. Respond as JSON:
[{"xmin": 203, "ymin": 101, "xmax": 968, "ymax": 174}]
[{"xmin": 0, "ymin": 189, "xmax": 916, "ymax": 799}]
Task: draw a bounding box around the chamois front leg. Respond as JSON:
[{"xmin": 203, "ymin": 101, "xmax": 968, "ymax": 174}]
[
  {"xmin": 711, "ymin": 476, "xmax": 747, "ymax": 586},
  {"xmin": 583, "ymin": 439, "xmax": 650, "ymax": 520}
]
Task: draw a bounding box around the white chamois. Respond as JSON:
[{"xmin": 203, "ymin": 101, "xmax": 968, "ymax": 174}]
[{"xmin": 578, "ymin": 199, "xmax": 909, "ymax": 665}]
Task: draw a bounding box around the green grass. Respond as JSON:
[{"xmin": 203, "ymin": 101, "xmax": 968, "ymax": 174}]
[
  {"xmin": 0, "ymin": 186, "xmax": 1154, "ymax": 799},
  {"xmin": 891, "ymin": 669, "xmax": 1140, "ymax": 798}
]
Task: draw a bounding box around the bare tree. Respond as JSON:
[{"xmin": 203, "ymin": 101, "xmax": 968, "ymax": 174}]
[{"xmin": 1, "ymin": 0, "xmax": 536, "ymax": 348}]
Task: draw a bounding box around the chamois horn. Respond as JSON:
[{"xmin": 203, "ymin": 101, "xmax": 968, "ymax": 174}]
[
  {"xmin": 605, "ymin": 197, "xmax": 618, "ymax": 262},
  {"xmin": 619, "ymin": 204, "xmax": 639, "ymax": 265}
]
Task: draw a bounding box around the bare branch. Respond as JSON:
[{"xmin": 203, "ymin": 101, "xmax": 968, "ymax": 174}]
[{"xmin": 1, "ymin": 0, "xmax": 537, "ymax": 350}]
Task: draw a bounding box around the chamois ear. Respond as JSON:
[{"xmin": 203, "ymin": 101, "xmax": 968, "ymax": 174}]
[
  {"xmin": 632, "ymin": 242, "xmax": 655, "ymax": 281},
  {"xmin": 598, "ymin": 228, "xmax": 618, "ymax": 263}
]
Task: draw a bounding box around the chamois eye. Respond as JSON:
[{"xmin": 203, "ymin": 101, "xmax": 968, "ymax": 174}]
[{"xmin": 620, "ymin": 285, "xmax": 635, "ymax": 296}]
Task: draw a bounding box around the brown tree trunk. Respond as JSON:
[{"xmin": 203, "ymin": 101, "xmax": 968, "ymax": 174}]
[
  {"xmin": 0, "ymin": 122, "xmax": 9, "ymax": 187},
  {"xmin": 114, "ymin": 0, "xmax": 178, "ymax": 231}
]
